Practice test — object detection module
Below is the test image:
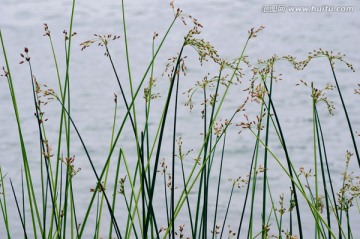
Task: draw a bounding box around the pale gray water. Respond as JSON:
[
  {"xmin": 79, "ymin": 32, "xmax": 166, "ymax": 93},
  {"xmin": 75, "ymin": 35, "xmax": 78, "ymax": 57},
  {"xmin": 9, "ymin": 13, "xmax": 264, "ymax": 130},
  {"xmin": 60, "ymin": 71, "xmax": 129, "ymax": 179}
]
[{"xmin": 1, "ymin": 0, "xmax": 359, "ymax": 238}]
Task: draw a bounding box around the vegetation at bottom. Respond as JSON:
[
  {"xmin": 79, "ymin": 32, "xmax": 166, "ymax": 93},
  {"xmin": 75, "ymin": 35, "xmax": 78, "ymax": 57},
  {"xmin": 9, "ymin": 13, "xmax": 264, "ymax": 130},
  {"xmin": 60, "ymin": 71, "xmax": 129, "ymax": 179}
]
[{"xmin": 0, "ymin": 1, "xmax": 359, "ymax": 238}]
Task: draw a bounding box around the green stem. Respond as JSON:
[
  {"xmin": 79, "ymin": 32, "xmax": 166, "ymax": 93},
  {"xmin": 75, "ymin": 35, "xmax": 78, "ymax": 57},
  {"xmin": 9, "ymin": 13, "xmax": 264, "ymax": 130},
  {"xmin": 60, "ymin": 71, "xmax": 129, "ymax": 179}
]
[{"xmin": 328, "ymin": 58, "xmax": 359, "ymax": 166}]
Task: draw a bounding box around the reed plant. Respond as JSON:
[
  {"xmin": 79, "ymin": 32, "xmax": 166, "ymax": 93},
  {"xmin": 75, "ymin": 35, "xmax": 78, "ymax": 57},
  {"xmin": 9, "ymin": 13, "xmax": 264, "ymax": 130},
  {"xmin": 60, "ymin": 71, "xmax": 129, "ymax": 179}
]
[{"xmin": 0, "ymin": 1, "xmax": 359, "ymax": 238}]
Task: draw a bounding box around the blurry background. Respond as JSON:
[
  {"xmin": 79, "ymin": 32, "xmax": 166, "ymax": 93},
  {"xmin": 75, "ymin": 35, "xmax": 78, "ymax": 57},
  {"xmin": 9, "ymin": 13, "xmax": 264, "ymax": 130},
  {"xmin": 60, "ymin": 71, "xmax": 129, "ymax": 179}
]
[{"xmin": 0, "ymin": 0, "xmax": 359, "ymax": 238}]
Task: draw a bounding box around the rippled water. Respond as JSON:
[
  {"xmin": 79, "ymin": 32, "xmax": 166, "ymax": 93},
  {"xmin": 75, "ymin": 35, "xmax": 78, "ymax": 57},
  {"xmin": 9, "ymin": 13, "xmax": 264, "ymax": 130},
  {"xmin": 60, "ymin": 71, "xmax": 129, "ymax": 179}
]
[{"xmin": 1, "ymin": 0, "xmax": 359, "ymax": 238}]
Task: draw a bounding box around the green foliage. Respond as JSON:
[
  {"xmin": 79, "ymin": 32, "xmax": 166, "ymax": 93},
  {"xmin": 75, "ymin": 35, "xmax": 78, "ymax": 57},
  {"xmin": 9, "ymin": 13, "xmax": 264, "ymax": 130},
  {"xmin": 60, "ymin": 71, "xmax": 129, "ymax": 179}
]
[{"xmin": 0, "ymin": 1, "xmax": 359, "ymax": 239}]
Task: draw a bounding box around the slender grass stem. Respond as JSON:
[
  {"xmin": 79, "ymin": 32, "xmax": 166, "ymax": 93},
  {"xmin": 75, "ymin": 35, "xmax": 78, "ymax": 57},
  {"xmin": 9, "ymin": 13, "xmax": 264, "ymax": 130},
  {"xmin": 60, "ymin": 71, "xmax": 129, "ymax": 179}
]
[
  {"xmin": 53, "ymin": 99, "xmax": 122, "ymax": 239},
  {"xmin": 170, "ymin": 72, "xmax": 180, "ymax": 239},
  {"xmin": 28, "ymin": 59, "xmax": 59, "ymax": 237},
  {"xmin": 1, "ymin": 30, "xmax": 42, "ymax": 238},
  {"xmin": 1, "ymin": 5, "xmax": 359, "ymax": 239},
  {"xmin": 10, "ymin": 179, "xmax": 28, "ymax": 239},
  {"xmin": 314, "ymin": 106, "xmax": 332, "ymax": 239},
  {"xmin": 262, "ymin": 80, "xmax": 303, "ymax": 239},
  {"xmin": 315, "ymin": 108, "xmax": 342, "ymax": 238},
  {"xmin": 247, "ymin": 103, "xmax": 265, "ymax": 239},
  {"xmin": 311, "ymin": 83, "xmax": 321, "ymax": 238},
  {"xmin": 211, "ymin": 134, "xmax": 226, "ymax": 239},
  {"xmin": 262, "ymin": 62, "xmax": 273, "ymax": 238},
  {"xmin": 0, "ymin": 168, "xmax": 11, "ymax": 238},
  {"xmin": 219, "ymin": 182, "xmax": 235, "ymax": 238},
  {"xmin": 121, "ymin": 0, "xmax": 139, "ymax": 142},
  {"xmin": 108, "ymin": 149, "xmax": 123, "ymax": 239},
  {"xmin": 144, "ymin": 45, "xmax": 184, "ymax": 237},
  {"xmin": 179, "ymin": 156, "xmax": 194, "ymax": 237},
  {"xmin": 78, "ymin": 16, "xmax": 178, "ymax": 238},
  {"xmin": 328, "ymin": 59, "xmax": 359, "ymax": 166},
  {"xmin": 162, "ymin": 164, "xmax": 171, "ymax": 238},
  {"xmin": 248, "ymin": 129, "xmax": 337, "ymax": 238},
  {"xmin": 96, "ymin": 96, "xmax": 118, "ymax": 237}
]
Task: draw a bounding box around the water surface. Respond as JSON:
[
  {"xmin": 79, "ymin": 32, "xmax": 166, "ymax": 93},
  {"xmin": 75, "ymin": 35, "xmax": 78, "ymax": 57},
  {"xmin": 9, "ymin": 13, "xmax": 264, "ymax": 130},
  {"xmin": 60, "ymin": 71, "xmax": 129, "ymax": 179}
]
[{"xmin": 1, "ymin": 0, "xmax": 359, "ymax": 238}]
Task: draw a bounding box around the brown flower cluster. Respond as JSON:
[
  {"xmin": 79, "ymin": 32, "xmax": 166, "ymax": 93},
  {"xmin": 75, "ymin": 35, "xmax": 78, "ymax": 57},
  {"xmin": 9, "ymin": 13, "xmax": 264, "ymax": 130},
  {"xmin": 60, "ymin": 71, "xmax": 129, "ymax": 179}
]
[
  {"xmin": 117, "ymin": 176, "xmax": 127, "ymax": 195},
  {"xmin": 61, "ymin": 155, "xmax": 81, "ymax": 177},
  {"xmin": 296, "ymin": 80, "xmax": 335, "ymax": 115},
  {"xmin": 19, "ymin": 47, "xmax": 30, "ymax": 64},
  {"xmin": 80, "ymin": 34, "xmax": 120, "ymax": 56}
]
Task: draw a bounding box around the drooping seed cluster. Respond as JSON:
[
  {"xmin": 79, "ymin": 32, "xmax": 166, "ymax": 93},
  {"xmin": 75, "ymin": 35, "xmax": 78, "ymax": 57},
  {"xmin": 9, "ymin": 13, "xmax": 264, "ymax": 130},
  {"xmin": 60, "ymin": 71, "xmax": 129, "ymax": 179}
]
[
  {"xmin": 248, "ymin": 26, "xmax": 265, "ymax": 39},
  {"xmin": 61, "ymin": 156, "xmax": 81, "ymax": 177},
  {"xmin": 19, "ymin": 47, "xmax": 30, "ymax": 64},
  {"xmin": 63, "ymin": 30, "xmax": 77, "ymax": 41},
  {"xmin": 336, "ymin": 151, "xmax": 360, "ymax": 212},
  {"xmin": 176, "ymin": 137, "xmax": 193, "ymax": 161},
  {"xmin": 80, "ymin": 34, "xmax": 120, "ymax": 56},
  {"xmin": 355, "ymin": 84, "xmax": 360, "ymax": 95},
  {"xmin": 117, "ymin": 176, "xmax": 127, "ymax": 195},
  {"xmin": 43, "ymin": 23, "xmax": 51, "ymax": 37},
  {"xmin": 144, "ymin": 77, "xmax": 161, "ymax": 102}
]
